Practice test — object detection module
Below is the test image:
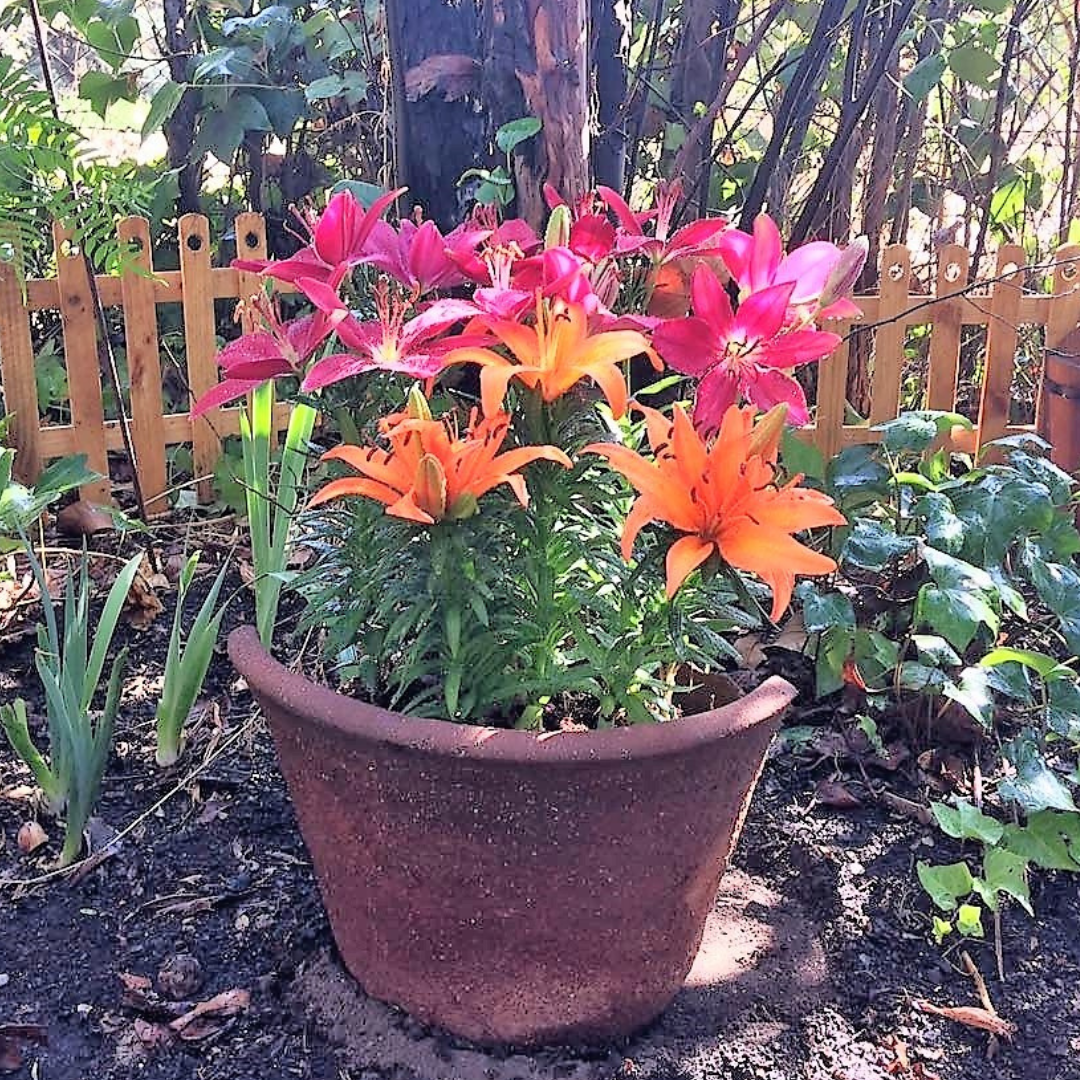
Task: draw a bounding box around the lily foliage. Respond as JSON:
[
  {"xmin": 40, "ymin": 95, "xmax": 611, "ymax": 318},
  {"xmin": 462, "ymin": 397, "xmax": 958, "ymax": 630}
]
[{"xmin": 203, "ymin": 184, "xmax": 863, "ymax": 726}]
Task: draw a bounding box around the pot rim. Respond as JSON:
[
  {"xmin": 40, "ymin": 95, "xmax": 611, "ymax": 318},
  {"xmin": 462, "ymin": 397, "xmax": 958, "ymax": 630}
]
[{"xmin": 229, "ymin": 625, "xmax": 797, "ymax": 765}]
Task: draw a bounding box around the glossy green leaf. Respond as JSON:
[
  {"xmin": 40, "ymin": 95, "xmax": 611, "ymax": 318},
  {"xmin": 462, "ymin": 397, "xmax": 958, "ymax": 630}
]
[
  {"xmin": 495, "ymin": 117, "xmax": 542, "ymax": 154},
  {"xmin": 1000, "ymin": 733, "xmax": 1078, "ymax": 814},
  {"xmin": 841, "ymin": 520, "xmax": 916, "ymax": 572},
  {"xmin": 917, "ymin": 860, "xmax": 974, "ymax": 912},
  {"xmin": 932, "ymin": 798, "xmax": 1004, "ymax": 844}
]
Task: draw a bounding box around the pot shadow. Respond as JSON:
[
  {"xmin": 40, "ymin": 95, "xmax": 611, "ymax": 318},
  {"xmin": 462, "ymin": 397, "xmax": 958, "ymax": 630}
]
[{"xmin": 291, "ymin": 868, "xmax": 831, "ymax": 1080}]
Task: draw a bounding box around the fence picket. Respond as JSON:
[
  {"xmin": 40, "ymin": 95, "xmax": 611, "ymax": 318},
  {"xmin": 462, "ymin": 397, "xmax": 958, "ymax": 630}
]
[
  {"xmin": 925, "ymin": 244, "xmax": 970, "ymax": 412},
  {"xmin": 118, "ymin": 216, "xmax": 168, "ymax": 514},
  {"xmin": 815, "ymin": 321, "xmax": 850, "ymax": 458},
  {"xmin": 179, "ymin": 214, "xmax": 220, "ymax": 502},
  {"xmin": 868, "ymin": 245, "xmax": 911, "ymax": 425},
  {"xmin": 53, "ymin": 223, "xmax": 111, "ymax": 503},
  {"xmin": 976, "ymin": 245, "xmax": 1025, "ymax": 453},
  {"xmin": 0, "ymin": 247, "xmax": 42, "ymax": 482}
]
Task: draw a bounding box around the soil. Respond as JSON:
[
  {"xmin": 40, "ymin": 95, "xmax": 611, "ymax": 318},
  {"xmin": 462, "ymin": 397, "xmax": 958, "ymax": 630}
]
[{"xmin": 1, "ymin": 539, "xmax": 1079, "ymax": 1080}]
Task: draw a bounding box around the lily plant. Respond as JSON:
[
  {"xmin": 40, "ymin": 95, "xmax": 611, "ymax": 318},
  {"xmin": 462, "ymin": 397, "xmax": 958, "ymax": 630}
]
[{"xmin": 198, "ymin": 183, "xmax": 865, "ymax": 726}]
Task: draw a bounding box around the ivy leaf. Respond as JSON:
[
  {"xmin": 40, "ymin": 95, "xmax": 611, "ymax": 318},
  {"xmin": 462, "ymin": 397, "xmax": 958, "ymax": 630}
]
[
  {"xmin": 1000, "ymin": 733, "xmax": 1078, "ymax": 814},
  {"xmin": 956, "ymin": 903, "xmax": 985, "ymax": 937},
  {"xmin": 198, "ymin": 93, "xmax": 272, "ymax": 163},
  {"xmin": 974, "ymin": 848, "xmax": 1032, "ymax": 915},
  {"xmin": 932, "ymin": 798, "xmax": 1004, "ymax": 844},
  {"xmin": 1047, "ymin": 677, "xmax": 1080, "ymax": 741},
  {"xmin": 1002, "ymin": 814, "xmax": 1080, "ymax": 872},
  {"xmin": 913, "ymin": 492, "xmax": 964, "ymax": 554},
  {"xmin": 799, "ymin": 586, "xmax": 856, "ymax": 632},
  {"xmin": 948, "ymin": 45, "xmax": 999, "ymax": 88},
  {"xmin": 1027, "ymin": 559, "xmax": 1080, "ymax": 655},
  {"xmin": 917, "ymin": 860, "xmax": 974, "ymax": 912},
  {"xmin": 874, "ymin": 410, "xmax": 972, "ymax": 453},
  {"xmin": 781, "ymin": 428, "xmax": 826, "ymax": 481},
  {"xmin": 898, "ymin": 660, "xmax": 951, "ymax": 693},
  {"xmin": 912, "ymin": 634, "xmax": 962, "ymax": 668},
  {"xmin": 826, "ymin": 445, "xmax": 890, "ymax": 502},
  {"xmin": 980, "ymin": 646, "xmax": 1062, "ymax": 680},
  {"xmin": 853, "ymin": 629, "xmax": 899, "ymax": 685},
  {"xmin": 842, "ymin": 520, "xmax": 916, "ymax": 572},
  {"xmin": 944, "ymin": 667, "xmax": 995, "ymax": 727},
  {"xmin": 916, "ymin": 584, "xmax": 997, "ymax": 653},
  {"xmin": 816, "ymin": 624, "xmax": 854, "ymax": 697}
]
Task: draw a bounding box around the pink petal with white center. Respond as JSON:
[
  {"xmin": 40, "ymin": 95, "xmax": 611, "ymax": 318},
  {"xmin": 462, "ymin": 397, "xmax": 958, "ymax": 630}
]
[
  {"xmin": 399, "ymin": 298, "xmax": 476, "ymax": 348},
  {"xmin": 217, "ymin": 332, "xmax": 282, "ymax": 372}
]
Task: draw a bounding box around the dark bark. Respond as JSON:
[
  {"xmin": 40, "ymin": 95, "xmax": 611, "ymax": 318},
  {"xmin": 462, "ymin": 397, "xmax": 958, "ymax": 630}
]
[
  {"xmin": 789, "ymin": 0, "xmax": 918, "ymax": 245},
  {"xmin": 161, "ymin": 0, "xmax": 202, "ymax": 216},
  {"xmin": 739, "ymin": 0, "xmax": 848, "ymax": 230},
  {"xmin": 591, "ymin": 0, "xmax": 627, "ymax": 191},
  {"xmin": 481, "ymin": 0, "xmax": 590, "ymax": 229},
  {"xmin": 386, "ymin": 0, "xmax": 486, "ymax": 228}
]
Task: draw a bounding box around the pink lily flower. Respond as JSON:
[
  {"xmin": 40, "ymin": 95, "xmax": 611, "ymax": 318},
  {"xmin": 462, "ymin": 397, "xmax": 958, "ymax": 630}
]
[
  {"xmin": 652, "ymin": 266, "xmax": 842, "ymax": 432},
  {"xmin": 233, "ymin": 187, "xmax": 405, "ymax": 289},
  {"xmin": 445, "ymin": 207, "xmax": 540, "ymax": 284},
  {"xmin": 602, "ymin": 179, "xmax": 727, "ymax": 266},
  {"xmin": 717, "ymin": 214, "xmax": 865, "ymax": 320},
  {"xmin": 192, "ymin": 298, "xmax": 333, "ymax": 416},
  {"xmin": 360, "ymin": 218, "xmax": 477, "ymax": 294},
  {"xmin": 512, "ymin": 246, "xmax": 609, "ymax": 314},
  {"xmin": 299, "ymin": 278, "xmax": 476, "ymax": 390}
]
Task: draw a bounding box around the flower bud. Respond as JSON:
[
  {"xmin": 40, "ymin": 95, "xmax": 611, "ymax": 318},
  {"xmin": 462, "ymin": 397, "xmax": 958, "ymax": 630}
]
[
  {"xmin": 819, "ymin": 236, "xmax": 869, "ymax": 310},
  {"xmin": 545, "ymin": 204, "xmax": 572, "ymax": 250},
  {"xmin": 406, "ymin": 384, "xmax": 433, "ymax": 421}
]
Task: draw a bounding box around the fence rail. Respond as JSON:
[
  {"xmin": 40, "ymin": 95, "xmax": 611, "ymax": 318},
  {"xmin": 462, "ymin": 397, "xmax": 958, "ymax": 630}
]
[{"xmin": 1, "ymin": 216, "xmax": 1079, "ymax": 515}]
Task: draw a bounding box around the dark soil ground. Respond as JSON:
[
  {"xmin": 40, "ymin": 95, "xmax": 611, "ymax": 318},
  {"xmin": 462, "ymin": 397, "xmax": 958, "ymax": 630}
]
[{"xmin": 1, "ymin": 540, "xmax": 1078, "ymax": 1080}]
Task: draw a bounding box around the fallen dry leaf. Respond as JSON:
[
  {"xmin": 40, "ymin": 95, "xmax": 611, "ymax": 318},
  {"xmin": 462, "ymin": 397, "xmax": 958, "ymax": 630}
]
[
  {"xmin": 0, "ymin": 1023, "xmax": 47, "ymax": 1073},
  {"xmin": 124, "ymin": 557, "xmax": 164, "ymax": 630},
  {"xmin": 16, "ymin": 821, "xmax": 47, "ymax": 854},
  {"xmin": 133, "ymin": 1018, "xmax": 174, "ymax": 1050},
  {"xmin": 169, "ymin": 989, "xmax": 250, "ymax": 1042},
  {"xmin": 814, "ymin": 778, "xmax": 863, "ymax": 810},
  {"xmin": 158, "ymin": 955, "xmax": 204, "ymax": 1001},
  {"xmin": 913, "ymin": 1000, "xmax": 1016, "ymax": 1040},
  {"xmin": 238, "ymin": 560, "xmax": 256, "ymax": 588}
]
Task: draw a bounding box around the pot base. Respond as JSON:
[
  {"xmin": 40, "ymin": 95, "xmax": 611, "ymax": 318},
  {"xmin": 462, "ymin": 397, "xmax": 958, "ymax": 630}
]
[{"xmin": 294, "ymin": 870, "xmax": 827, "ymax": 1073}]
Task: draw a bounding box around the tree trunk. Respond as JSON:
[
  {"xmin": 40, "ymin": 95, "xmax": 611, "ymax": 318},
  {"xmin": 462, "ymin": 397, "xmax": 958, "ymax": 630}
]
[
  {"xmin": 482, "ymin": 0, "xmax": 590, "ymax": 229},
  {"xmin": 386, "ymin": 0, "xmax": 487, "ymax": 229},
  {"xmin": 161, "ymin": 0, "xmax": 202, "ymax": 216},
  {"xmin": 591, "ymin": 0, "xmax": 627, "ymax": 192}
]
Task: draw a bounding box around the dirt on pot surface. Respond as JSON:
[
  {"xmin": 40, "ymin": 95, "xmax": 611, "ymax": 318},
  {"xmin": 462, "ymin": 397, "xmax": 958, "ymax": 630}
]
[{"xmin": 1, "ymin": 543, "xmax": 1079, "ymax": 1080}]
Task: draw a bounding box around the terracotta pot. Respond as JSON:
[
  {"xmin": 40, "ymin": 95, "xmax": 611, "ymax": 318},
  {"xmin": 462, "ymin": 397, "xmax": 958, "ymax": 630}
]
[{"xmin": 229, "ymin": 626, "xmax": 796, "ymax": 1047}]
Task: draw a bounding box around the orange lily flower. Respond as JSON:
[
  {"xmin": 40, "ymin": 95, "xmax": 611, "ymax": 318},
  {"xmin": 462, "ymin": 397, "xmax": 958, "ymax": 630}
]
[
  {"xmin": 444, "ymin": 296, "xmax": 659, "ymax": 418},
  {"xmin": 584, "ymin": 402, "xmax": 845, "ymax": 619},
  {"xmin": 309, "ymin": 393, "xmax": 572, "ymax": 524}
]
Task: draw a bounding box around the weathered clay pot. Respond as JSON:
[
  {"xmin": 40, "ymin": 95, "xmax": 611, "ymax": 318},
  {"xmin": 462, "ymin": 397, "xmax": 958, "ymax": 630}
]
[{"xmin": 229, "ymin": 626, "xmax": 796, "ymax": 1047}]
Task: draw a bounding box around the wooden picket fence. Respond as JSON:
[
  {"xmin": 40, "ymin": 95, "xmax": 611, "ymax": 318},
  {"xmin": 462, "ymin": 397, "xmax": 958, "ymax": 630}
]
[{"xmin": 1, "ymin": 215, "xmax": 1079, "ymax": 516}]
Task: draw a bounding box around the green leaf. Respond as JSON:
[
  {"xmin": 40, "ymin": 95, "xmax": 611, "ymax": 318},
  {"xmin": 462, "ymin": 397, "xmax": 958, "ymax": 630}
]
[
  {"xmin": 1047, "ymin": 677, "xmax": 1080, "ymax": 740},
  {"xmin": 916, "ymin": 584, "xmax": 997, "ymax": 653},
  {"xmin": 980, "ymin": 647, "xmax": 1062, "ymax": 680},
  {"xmin": 948, "ymin": 45, "xmax": 999, "ymax": 88},
  {"xmin": 331, "ymin": 180, "xmax": 389, "ymax": 209},
  {"xmin": 1027, "ymin": 560, "xmax": 1080, "ymax": 654},
  {"xmin": 78, "ymin": 70, "xmax": 134, "ymax": 118},
  {"xmin": 1002, "ymin": 814, "xmax": 1080, "ymax": 872},
  {"xmin": 780, "ymin": 428, "xmax": 826, "ymax": 481},
  {"xmin": 913, "ymin": 492, "xmax": 964, "ymax": 555},
  {"xmin": 932, "ymin": 798, "xmax": 1004, "ymax": 844},
  {"xmin": 932, "ymin": 915, "xmax": 953, "ymax": 943},
  {"xmin": 912, "ymin": 634, "xmax": 962, "ymax": 668},
  {"xmin": 875, "ymin": 411, "xmax": 972, "ymax": 453},
  {"xmin": 815, "ymin": 623, "xmax": 853, "ymax": 697},
  {"xmin": 1000, "ymin": 733, "xmax": 1078, "ymax": 814},
  {"xmin": 841, "ymin": 520, "xmax": 916, "ymax": 571},
  {"xmin": 495, "ymin": 116, "xmax": 542, "ymax": 154},
  {"xmin": 917, "ymin": 860, "xmax": 974, "ymax": 912},
  {"xmin": 898, "ymin": 660, "xmax": 950, "ymax": 693},
  {"xmin": 826, "ymin": 445, "xmax": 890, "ymax": 500},
  {"xmin": 142, "ymin": 80, "xmax": 186, "ymax": 139},
  {"xmin": 904, "ymin": 54, "xmax": 947, "ymax": 101},
  {"xmin": 943, "ymin": 666, "xmax": 996, "ymax": 729},
  {"xmin": 956, "ymin": 903, "xmax": 985, "ymax": 937},
  {"xmin": 853, "ymin": 629, "xmax": 899, "ymax": 685},
  {"xmin": 35, "ymin": 454, "xmax": 100, "ymax": 498},
  {"xmin": 977, "ymin": 847, "xmax": 1032, "ymax": 915},
  {"xmin": 800, "ymin": 587, "xmax": 856, "ymax": 632}
]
